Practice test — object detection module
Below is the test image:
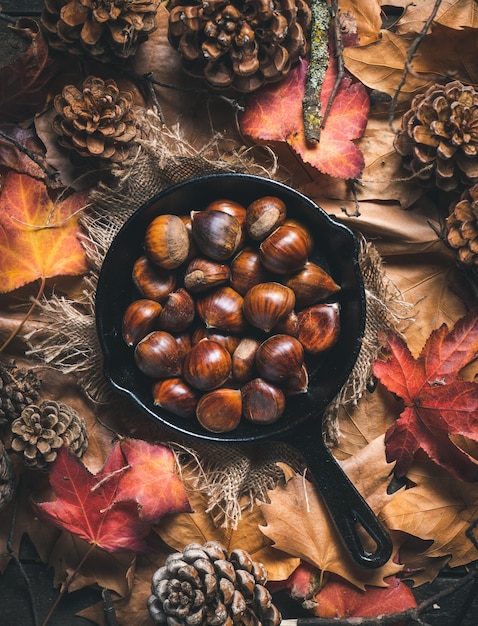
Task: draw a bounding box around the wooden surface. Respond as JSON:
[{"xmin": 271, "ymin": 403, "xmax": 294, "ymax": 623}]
[{"xmin": 1, "ymin": 0, "xmax": 43, "ymax": 16}]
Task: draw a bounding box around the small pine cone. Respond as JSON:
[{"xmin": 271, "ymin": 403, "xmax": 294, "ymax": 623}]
[
  {"xmin": 167, "ymin": 0, "xmax": 312, "ymax": 93},
  {"xmin": 41, "ymin": 0, "xmax": 160, "ymax": 62},
  {"xmin": 11, "ymin": 400, "xmax": 88, "ymax": 470},
  {"xmin": 52, "ymin": 76, "xmax": 137, "ymax": 162},
  {"xmin": 0, "ymin": 361, "xmax": 41, "ymax": 428},
  {"xmin": 445, "ymin": 183, "xmax": 478, "ymax": 272},
  {"xmin": 394, "ymin": 80, "xmax": 478, "ymax": 192},
  {"xmin": 0, "ymin": 442, "xmax": 15, "ymax": 513},
  {"xmin": 148, "ymin": 541, "xmax": 281, "ymax": 626}
]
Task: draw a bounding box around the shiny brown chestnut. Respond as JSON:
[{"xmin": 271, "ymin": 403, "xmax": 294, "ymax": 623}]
[
  {"xmin": 272, "ymin": 310, "xmax": 299, "ymax": 337},
  {"xmin": 245, "ymin": 196, "xmax": 286, "ymax": 240},
  {"xmin": 152, "ymin": 377, "xmax": 199, "ymax": 418},
  {"xmin": 191, "ymin": 209, "xmax": 243, "ymax": 261},
  {"xmin": 132, "ymin": 256, "xmax": 177, "ymax": 302},
  {"xmin": 157, "ymin": 288, "xmax": 195, "ymax": 332},
  {"xmin": 285, "ymin": 262, "xmax": 340, "ymax": 308},
  {"xmin": 122, "ymin": 299, "xmax": 163, "ymax": 347},
  {"xmin": 134, "ymin": 331, "xmax": 182, "ymax": 379},
  {"xmin": 180, "ymin": 214, "xmax": 200, "ymax": 263},
  {"xmin": 196, "ymin": 286, "xmax": 246, "ymax": 334},
  {"xmin": 183, "ymin": 257, "xmax": 230, "ymax": 293},
  {"xmin": 195, "ymin": 388, "xmax": 242, "ymax": 433},
  {"xmin": 284, "ymin": 363, "xmax": 309, "ymax": 395},
  {"xmin": 206, "ymin": 199, "xmax": 247, "ymax": 224},
  {"xmin": 229, "ymin": 247, "xmax": 272, "ymax": 296},
  {"xmin": 297, "ymin": 302, "xmax": 341, "ymax": 354},
  {"xmin": 259, "ymin": 219, "xmax": 314, "ymax": 274},
  {"xmin": 241, "ymin": 378, "xmax": 285, "ymax": 424},
  {"xmin": 174, "ymin": 332, "xmax": 192, "ymax": 362},
  {"xmin": 182, "ymin": 339, "xmax": 232, "ymax": 391},
  {"xmin": 255, "ymin": 334, "xmax": 304, "ymax": 383},
  {"xmin": 144, "ymin": 214, "xmax": 190, "ymax": 269},
  {"xmin": 243, "ymin": 282, "xmax": 295, "ymax": 332},
  {"xmin": 191, "ymin": 326, "xmax": 241, "ymax": 354},
  {"xmin": 231, "ymin": 337, "xmax": 261, "ymax": 383}
]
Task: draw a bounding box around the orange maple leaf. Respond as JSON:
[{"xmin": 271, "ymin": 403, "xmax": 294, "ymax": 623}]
[
  {"xmin": 239, "ymin": 57, "xmax": 369, "ymax": 179},
  {"xmin": 0, "ymin": 171, "xmax": 88, "ymax": 293}
]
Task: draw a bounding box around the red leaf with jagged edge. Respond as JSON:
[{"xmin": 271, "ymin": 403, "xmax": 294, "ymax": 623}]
[
  {"xmin": 34, "ymin": 439, "xmax": 191, "ymax": 552},
  {"xmin": 239, "ymin": 56, "xmax": 369, "ymax": 179},
  {"xmin": 373, "ymin": 309, "xmax": 478, "ymax": 481},
  {"xmin": 312, "ymin": 574, "xmax": 417, "ymax": 622},
  {"xmin": 111, "ymin": 438, "xmax": 192, "ymax": 522}
]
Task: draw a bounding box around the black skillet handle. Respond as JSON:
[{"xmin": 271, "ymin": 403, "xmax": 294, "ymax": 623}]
[{"xmin": 287, "ymin": 428, "xmax": 393, "ymax": 569}]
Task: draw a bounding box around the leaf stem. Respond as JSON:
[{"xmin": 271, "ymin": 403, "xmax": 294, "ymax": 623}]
[
  {"xmin": 0, "ymin": 129, "xmax": 59, "ymax": 182},
  {"xmin": 0, "ymin": 276, "xmax": 46, "ymax": 353}
]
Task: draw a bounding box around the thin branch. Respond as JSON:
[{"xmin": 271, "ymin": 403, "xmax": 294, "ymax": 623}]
[
  {"xmin": 388, "ymin": 0, "xmax": 443, "ymax": 131},
  {"xmin": 102, "ymin": 589, "xmax": 119, "ymax": 626},
  {"xmin": 0, "ymin": 276, "xmax": 46, "ymax": 353},
  {"xmin": 0, "ymin": 130, "xmax": 60, "ymax": 182},
  {"xmin": 321, "ymin": 0, "xmax": 344, "ymax": 131}
]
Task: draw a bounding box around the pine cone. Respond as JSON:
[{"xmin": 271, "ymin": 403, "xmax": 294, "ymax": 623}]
[
  {"xmin": 394, "ymin": 80, "xmax": 478, "ymax": 192},
  {"xmin": 0, "ymin": 442, "xmax": 15, "ymax": 513},
  {"xmin": 167, "ymin": 0, "xmax": 312, "ymax": 93},
  {"xmin": 41, "ymin": 0, "xmax": 160, "ymax": 62},
  {"xmin": 445, "ymin": 183, "xmax": 478, "ymax": 272},
  {"xmin": 11, "ymin": 400, "xmax": 88, "ymax": 470},
  {"xmin": 52, "ymin": 76, "xmax": 137, "ymax": 162},
  {"xmin": 0, "ymin": 361, "xmax": 41, "ymax": 429},
  {"xmin": 148, "ymin": 541, "xmax": 281, "ymax": 625}
]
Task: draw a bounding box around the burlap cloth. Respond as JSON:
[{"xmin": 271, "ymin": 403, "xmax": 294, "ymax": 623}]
[{"xmin": 25, "ymin": 112, "xmax": 409, "ymax": 528}]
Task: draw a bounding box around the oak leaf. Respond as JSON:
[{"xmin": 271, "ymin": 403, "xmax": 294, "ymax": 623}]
[
  {"xmin": 155, "ymin": 487, "xmax": 300, "ymax": 582},
  {"xmin": 0, "ymin": 171, "xmax": 88, "ymax": 293},
  {"xmin": 382, "ymin": 458, "xmax": 478, "ymax": 568},
  {"xmin": 259, "ymin": 436, "xmax": 402, "ymax": 589},
  {"xmin": 373, "ymin": 309, "xmax": 478, "ymax": 481},
  {"xmin": 395, "ymin": 0, "xmax": 478, "ymax": 34},
  {"xmin": 34, "ymin": 439, "xmax": 191, "ymax": 553},
  {"xmin": 239, "ymin": 57, "xmax": 369, "ymax": 180}
]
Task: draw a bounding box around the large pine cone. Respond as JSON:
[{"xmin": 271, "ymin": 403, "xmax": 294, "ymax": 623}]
[
  {"xmin": 394, "ymin": 80, "xmax": 478, "ymax": 192},
  {"xmin": 148, "ymin": 541, "xmax": 281, "ymax": 625},
  {"xmin": 445, "ymin": 183, "xmax": 478, "ymax": 272},
  {"xmin": 11, "ymin": 400, "xmax": 88, "ymax": 470},
  {"xmin": 41, "ymin": 0, "xmax": 160, "ymax": 62},
  {"xmin": 0, "ymin": 361, "xmax": 41, "ymax": 428},
  {"xmin": 52, "ymin": 75, "xmax": 137, "ymax": 162},
  {"xmin": 167, "ymin": 0, "xmax": 312, "ymax": 93}
]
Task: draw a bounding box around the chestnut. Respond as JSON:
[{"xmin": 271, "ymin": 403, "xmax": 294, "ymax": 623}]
[
  {"xmin": 241, "ymin": 378, "xmax": 285, "ymax": 424},
  {"xmin": 122, "ymin": 299, "xmax": 163, "ymax": 347},
  {"xmin": 144, "ymin": 214, "xmax": 190, "ymax": 269},
  {"xmin": 297, "ymin": 303, "xmax": 341, "ymax": 354},
  {"xmin": 196, "ymin": 388, "xmax": 242, "ymax": 433},
  {"xmin": 192, "ymin": 326, "xmax": 241, "ymax": 354},
  {"xmin": 285, "ymin": 262, "xmax": 340, "ymax": 308},
  {"xmin": 196, "ymin": 286, "xmax": 246, "ymax": 334},
  {"xmin": 152, "ymin": 377, "xmax": 199, "ymax": 417},
  {"xmin": 180, "ymin": 215, "xmax": 200, "ymax": 263},
  {"xmin": 132, "ymin": 256, "xmax": 176, "ymax": 302},
  {"xmin": 157, "ymin": 288, "xmax": 195, "ymax": 332},
  {"xmin": 245, "ymin": 195, "xmax": 286, "ymax": 240},
  {"xmin": 191, "ymin": 209, "xmax": 243, "ymax": 261},
  {"xmin": 243, "ymin": 282, "xmax": 295, "ymax": 332},
  {"xmin": 272, "ymin": 310, "xmax": 299, "ymax": 337},
  {"xmin": 206, "ymin": 199, "xmax": 247, "ymax": 224},
  {"xmin": 284, "ymin": 363, "xmax": 309, "ymax": 395},
  {"xmin": 174, "ymin": 332, "xmax": 192, "ymax": 362},
  {"xmin": 232, "ymin": 337, "xmax": 261, "ymax": 383},
  {"xmin": 230, "ymin": 247, "xmax": 272, "ymax": 296},
  {"xmin": 255, "ymin": 334, "xmax": 304, "ymax": 383},
  {"xmin": 183, "ymin": 257, "xmax": 230, "ymax": 293},
  {"xmin": 134, "ymin": 331, "xmax": 182, "ymax": 379},
  {"xmin": 259, "ymin": 219, "xmax": 314, "ymax": 274},
  {"xmin": 182, "ymin": 339, "xmax": 232, "ymax": 391}
]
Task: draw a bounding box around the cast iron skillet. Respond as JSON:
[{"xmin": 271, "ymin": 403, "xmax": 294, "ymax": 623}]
[{"xmin": 95, "ymin": 173, "xmax": 393, "ymax": 569}]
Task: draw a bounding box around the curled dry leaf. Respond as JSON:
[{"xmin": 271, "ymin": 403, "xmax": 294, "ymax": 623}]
[
  {"xmin": 259, "ymin": 436, "xmax": 402, "ymax": 589},
  {"xmin": 394, "ymin": 0, "xmax": 478, "ymax": 34}
]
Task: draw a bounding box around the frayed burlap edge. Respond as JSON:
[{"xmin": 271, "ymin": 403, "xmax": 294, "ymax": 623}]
[{"xmin": 25, "ymin": 111, "xmax": 411, "ymax": 528}]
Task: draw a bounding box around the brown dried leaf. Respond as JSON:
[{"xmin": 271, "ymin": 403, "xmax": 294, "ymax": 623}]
[
  {"xmin": 339, "ymin": 0, "xmax": 382, "ymax": 45},
  {"xmin": 260, "ymin": 436, "xmax": 402, "ymax": 589},
  {"xmin": 395, "ymin": 0, "xmax": 478, "ymax": 34}
]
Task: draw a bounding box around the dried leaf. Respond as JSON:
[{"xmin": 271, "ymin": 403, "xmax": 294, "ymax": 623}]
[
  {"xmin": 395, "ymin": 0, "xmax": 478, "ymax": 34},
  {"xmin": 373, "ymin": 309, "xmax": 478, "ymax": 480},
  {"xmin": 0, "ymin": 171, "xmax": 88, "ymax": 293},
  {"xmin": 382, "ymin": 458, "xmax": 478, "ymax": 568},
  {"xmin": 260, "ymin": 436, "xmax": 402, "ymax": 589},
  {"xmin": 239, "ymin": 57, "xmax": 369, "ymax": 179},
  {"xmin": 155, "ymin": 488, "xmax": 300, "ymax": 582},
  {"xmin": 339, "ymin": 0, "xmax": 382, "ymax": 45},
  {"xmin": 0, "ymin": 124, "xmax": 51, "ymax": 181}
]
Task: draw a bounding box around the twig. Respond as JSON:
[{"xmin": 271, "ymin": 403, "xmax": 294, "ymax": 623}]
[
  {"xmin": 303, "ymin": 0, "xmax": 330, "ymax": 142},
  {"xmin": 103, "ymin": 589, "xmax": 119, "ymax": 626},
  {"xmin": 0, "ymin": 277, "xmax": 46, "ymax": 353},
  {"xmin": 388, "ymin": 0, "xmax": 443, "ymax": 131},
  {"xmin": 321, "ymin": 0, "xmax": 344, "ymax": 131},
  {"xmin": 0, "ymin": 129, "xmax": 60, "ymax": 182}
]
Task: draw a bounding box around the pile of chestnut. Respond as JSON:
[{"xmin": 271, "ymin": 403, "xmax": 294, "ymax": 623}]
[{"xmin": 121, "ymin": 195, "xmax": 341, "ymax": 433}]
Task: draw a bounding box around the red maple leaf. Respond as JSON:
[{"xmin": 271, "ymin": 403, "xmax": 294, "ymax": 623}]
[
  {"xmin": 34, "ymin": 439, "xmax": 191, "ymax": 552},
  {"xmin": 373, "ymin": 309, "xmax": 478, "ymax": 481},
  {"xmin": 238, "ymin": 57, "xmax": 369, "ymax": 179}
]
